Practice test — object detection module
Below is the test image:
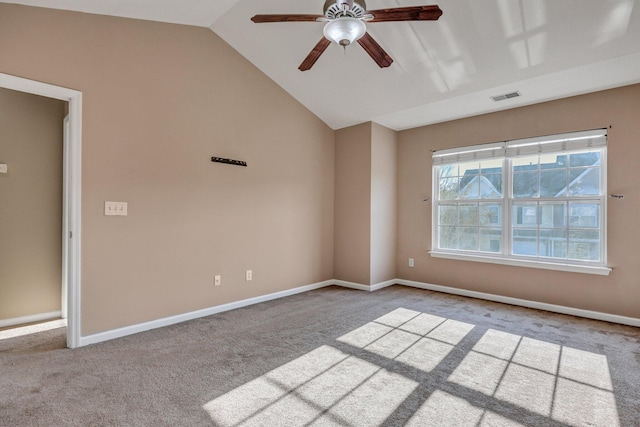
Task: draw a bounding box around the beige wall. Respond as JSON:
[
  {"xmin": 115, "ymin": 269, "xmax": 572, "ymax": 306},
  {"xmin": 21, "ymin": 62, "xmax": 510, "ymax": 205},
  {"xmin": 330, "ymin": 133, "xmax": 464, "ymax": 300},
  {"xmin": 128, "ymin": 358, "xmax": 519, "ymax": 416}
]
[
  {"xmin": 397, "ymin": 84, "xmax": 640, "ymax": 318},
  {"xmin": 1, "ymin": 4, "xmax": 637, "ymax": 336},
  {"xmin": 334, "ymin": 123, "xmax": 371, "ymax": 285},
  {"xmin": 0, "ymin": 88, "xmax": 66, "ymax": 320},
  {"xmin": 0, "ymin": 4, "xmax": 335, "ymax": 335},
  {"xmin": 370, "ymin": 123, "xmax": 397, "ymax": 284},
  {"xmin": 333, "ymin": 122, "xmax": 397, "ymax": 286}
]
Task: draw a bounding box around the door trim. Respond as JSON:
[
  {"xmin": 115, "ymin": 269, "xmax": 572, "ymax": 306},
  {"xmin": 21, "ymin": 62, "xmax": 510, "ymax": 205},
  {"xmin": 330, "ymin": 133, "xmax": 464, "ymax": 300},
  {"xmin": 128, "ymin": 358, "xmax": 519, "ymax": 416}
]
[{"xmin": 0, "ymin": 73, "xmax": 82, "ymax": 348}]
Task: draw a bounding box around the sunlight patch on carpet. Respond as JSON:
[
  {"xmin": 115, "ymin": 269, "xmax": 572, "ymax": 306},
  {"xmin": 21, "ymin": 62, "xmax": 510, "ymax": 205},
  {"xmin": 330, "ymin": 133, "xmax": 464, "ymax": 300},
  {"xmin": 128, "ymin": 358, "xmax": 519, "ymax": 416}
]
[
  {"xmin": 449, "ymin": 351, "xmax": 509, "ymax": 395},
  {"xmin": 203, "ymin": 308, "xmax": 620, "ymax": 427},
  {"xmin": 426, "ymin": 318, "xmax": 475, "ymax": 345},
  {"xmin": 398, "ymin": 312, "xmax": 447, "ymax": 335},
  {"xmin": 312, "ymin": 369, "xmax": 418, "ymax": 426},
  {"xmin": 472, "ymin": 328, "xmax": 521, "ymax": 359},
  {"xmin": 395, "ymin": 337, "xmax": 454, "ymax": 373},
  {"xmin": 495, "ymin": 363, "xmax": 556, "ymax": 415},
  {"xmin": 374, "ymin": 307, "xmax": 421, "ymax": 328},
  {"xmin": 0, "ymin": 319, "xmax": 66, "ymax": 341},
  {"xmin": 553, "ymin": 377, "xmax": 620, "ymax": 426},
  {"xmin": 447, "ymin": 328, "xmax": 620, "ymax": 426},
  {"xmin": 336, "ymin": 321, "xmax": 393, "ymax": 348},
  {"xmin": 405, "ymin": 390, "xmax": 484, "ymax": 426},
  {"xmin": 559, "ymin": 347, "xmax": 613, "ymax": 390},
  {"xmin": 512, "ymin": 336, "xmax": 560, "ymax": 374},
  {"xmin": 364, "ymin": 328, "xmax": 421, "ymax": 359},
  {"xmin": 407, "ymin": 390, "xmax": 531, "ymax": 427}
]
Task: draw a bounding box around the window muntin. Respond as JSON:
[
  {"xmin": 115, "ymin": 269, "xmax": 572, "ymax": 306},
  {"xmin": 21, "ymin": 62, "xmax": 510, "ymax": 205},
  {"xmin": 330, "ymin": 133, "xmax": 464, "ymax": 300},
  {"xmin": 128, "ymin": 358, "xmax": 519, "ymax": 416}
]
[
  {"xmin": 432, "ymin": 130, "xmax": 607, "ymax": 271},
  {"xmin": 508, "ymin": 151, "xmax": 603, "ymax": 263},
  {"xmin": 435, "ymin": 159, "xmax": 504, "ymax": 255}
]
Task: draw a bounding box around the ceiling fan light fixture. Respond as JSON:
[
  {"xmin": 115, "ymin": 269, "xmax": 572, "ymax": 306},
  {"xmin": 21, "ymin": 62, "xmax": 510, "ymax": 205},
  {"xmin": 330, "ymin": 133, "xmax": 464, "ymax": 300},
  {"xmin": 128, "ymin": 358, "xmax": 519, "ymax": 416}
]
[{"xmin": 323, "ymin": 17, "xmax": 366, "ymax": 46}]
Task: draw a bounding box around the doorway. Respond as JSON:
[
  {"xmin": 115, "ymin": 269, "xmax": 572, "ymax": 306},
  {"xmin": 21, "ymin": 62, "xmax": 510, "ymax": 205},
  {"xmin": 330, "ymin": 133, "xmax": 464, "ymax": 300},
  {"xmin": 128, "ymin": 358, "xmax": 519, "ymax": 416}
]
[{"xmin": 0, "ymin": 73, "xmax": 82, "ymax": 348}]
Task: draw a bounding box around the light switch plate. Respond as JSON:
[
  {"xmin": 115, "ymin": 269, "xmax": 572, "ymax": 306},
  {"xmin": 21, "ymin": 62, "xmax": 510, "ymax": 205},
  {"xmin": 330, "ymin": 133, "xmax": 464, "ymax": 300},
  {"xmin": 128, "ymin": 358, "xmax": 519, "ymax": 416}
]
[
  {"xmin": 0, "ymin": 164, "xmax": 7, "ymax": 174},
  {"xmin": 104, "ymin": 201, "xmax": 128, "ymax": 216}
]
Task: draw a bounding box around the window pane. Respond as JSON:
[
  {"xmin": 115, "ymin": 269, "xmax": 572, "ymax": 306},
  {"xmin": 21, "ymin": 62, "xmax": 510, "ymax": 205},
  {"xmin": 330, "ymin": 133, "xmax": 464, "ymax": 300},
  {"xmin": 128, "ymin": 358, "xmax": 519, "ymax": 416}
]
[
  {"xmin": 539, "ymin": 229, "xmax": 567, "ymax": 258},
  {"xmin": 540, "ymin": 154, "xmax": 567, "ymax": 169},
  {"xmin": 480, "ymin": 158, "xmax": 502, "ymax": 173},
  {"xmin": 459, "ymin": 179, "xmax": 480, "ymax": 199},
  {"xmin": 570, "ymin": 152, "xmax": 600, "ymax": 167},
  {"xmin": 459, "ymin": 227, "xmax": 478, "ymax": 250},
  {"xmin": 569, "ymin": 203, "xmax": 599, "ymax": 228},
  {"xmin": 512, "ymin": 156, "xmax": 538, "ymax": 171},
  {"xmin": 479, "ymin": 228, "xmax": 502, "ymax": 253},
  {"xmin": 439, "ymin": 226, "xmax": 458, "ymax": 250},
  {"xmin": 459, "ymin": 161, "xmax": 480, "ymax": 199},
  {"xmin": 439, "ymin": 164, "xmax": 458, "ymax": 178},
  {"xmin": 480, "ymin": 173, "xmax": 502, "ymax": 198},
  {"xmin": 568, "ymin": 168, "xmax": 600, "ymax": 196},
  {"xmin": 439, "ymin": 205, "xmax": 457, "ymax": 226},
  {"xmin": 479, "ymin": 204, "xmax": 501, "ymax": 226},
  {"xmin": 513, "ymin": 203, "xmax": 538, "ymax": 227},
  {"xmin": 513, "ymin": 229, "xmax": 537, "ymax": 256},
  {"xmin": 433, "ymin": 143, "xmax": 605, "ymax": 268},
  {"xmin": 439, "ymin": 177, "xmax": 459, "ymax": 200},
  {"xmin": 513, "ymin": 171, "xmax": 539, "ymax": 198},
  {"xmin": 480, "ymin": 159, "xmax": 503, "ymax": 198},
  {"xmin": 539, "ymin": 202, "xmax": 566, "ymax": 228},
  {"xmin": 459, "ymin": 161, "xmax": 480, "ymax": 176},
  {"xmin": 540, "ymin": 170, "xmax": 567, "ymax": 197},
  {"xmin": 459, "ymin": 204, "xmax": 478, "ymax": 226},
  {"xmin": 569, "ymin": 230, "xmax": 600, "ymax": 261}
]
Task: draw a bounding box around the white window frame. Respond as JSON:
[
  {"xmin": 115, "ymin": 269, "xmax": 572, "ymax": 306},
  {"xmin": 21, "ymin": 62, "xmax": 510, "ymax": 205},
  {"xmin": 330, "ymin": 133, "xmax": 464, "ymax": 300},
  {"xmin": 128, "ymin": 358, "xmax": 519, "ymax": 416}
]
[{"xmin": 429, "ymin": 129, "xmax": 611, "ymax": 276}]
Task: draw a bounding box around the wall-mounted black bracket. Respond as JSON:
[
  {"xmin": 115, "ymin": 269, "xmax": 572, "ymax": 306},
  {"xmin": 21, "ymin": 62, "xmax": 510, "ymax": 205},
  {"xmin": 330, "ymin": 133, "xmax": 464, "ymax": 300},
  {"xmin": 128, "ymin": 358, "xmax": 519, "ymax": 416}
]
[{"xmin": 211, "ymin": 157, "xmax": 247, "ymax": 167}]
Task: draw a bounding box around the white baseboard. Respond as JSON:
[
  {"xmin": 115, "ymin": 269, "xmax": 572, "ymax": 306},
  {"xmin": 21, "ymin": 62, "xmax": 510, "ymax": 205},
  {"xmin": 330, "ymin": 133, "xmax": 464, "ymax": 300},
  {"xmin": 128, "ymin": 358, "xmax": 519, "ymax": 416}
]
[
  {"xmin": 333, "ymin": 280, "xmax": 371, "ymax": 291},
  {"xmin": 77, "ymin": 277, "xmax": 639, "ymax": 348},
  {"xmin": 79, "ymin": 280, "xmax": 333, "ymax": 347},
  {"xmin": 370, "ymin": 279, "xmax": 396, "ymax": 292},
  {"xmin": 0, "ymin": 311, "xmax": 62, "ymax": 329},
  {"xmin": 333, "ymin": 279, "xmax": 396, "ymax": 292},
  {"xmin": 395, "ymin": 279, "xmax": 640, "ymax": 328}
]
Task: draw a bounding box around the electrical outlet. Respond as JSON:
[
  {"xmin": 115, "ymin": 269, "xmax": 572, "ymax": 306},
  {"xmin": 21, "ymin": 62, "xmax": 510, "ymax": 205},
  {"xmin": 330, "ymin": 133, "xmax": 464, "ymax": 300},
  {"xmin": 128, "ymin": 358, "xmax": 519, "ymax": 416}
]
[
  {"xmin": 214, "ymin": 275, "xmax": 221, "ymax": 287},
  {"xmin": 245, "ymin": 270, "xmax": 252, "ymax": 281},
  {"xmin": 409, "ymin": 258, "xmax": 415, "ymax": 267}
]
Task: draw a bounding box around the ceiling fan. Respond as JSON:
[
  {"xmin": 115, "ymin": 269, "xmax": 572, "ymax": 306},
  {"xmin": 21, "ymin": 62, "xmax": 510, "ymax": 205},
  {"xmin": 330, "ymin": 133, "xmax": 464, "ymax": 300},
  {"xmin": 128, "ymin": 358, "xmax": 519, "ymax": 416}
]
[{"xmin": 251, "ymin": 0, "xmax": 443, "ymax": 71}]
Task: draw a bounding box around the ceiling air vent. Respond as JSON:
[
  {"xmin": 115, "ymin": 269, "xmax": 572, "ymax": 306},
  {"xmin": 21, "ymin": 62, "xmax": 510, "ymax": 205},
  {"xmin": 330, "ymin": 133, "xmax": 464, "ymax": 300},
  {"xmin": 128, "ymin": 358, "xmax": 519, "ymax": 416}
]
[{"xmin": 491, "ymin": 91, "xmax": 521, "ymax": 102}]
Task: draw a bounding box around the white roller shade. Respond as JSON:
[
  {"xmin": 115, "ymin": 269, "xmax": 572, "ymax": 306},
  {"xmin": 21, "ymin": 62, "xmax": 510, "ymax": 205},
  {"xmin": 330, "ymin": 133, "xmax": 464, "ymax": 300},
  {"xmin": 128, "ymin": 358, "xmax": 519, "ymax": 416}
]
[
  {"xmin": 505, "ymin": 129, "xmax": 607, "ymax": 157},
  {"xmin": 432, "ymin": 129, "xmax": 607, "ymax": 165},
  {"xmin": 432, "ymin": 142, "xmax": 505, "ymax": 165}
]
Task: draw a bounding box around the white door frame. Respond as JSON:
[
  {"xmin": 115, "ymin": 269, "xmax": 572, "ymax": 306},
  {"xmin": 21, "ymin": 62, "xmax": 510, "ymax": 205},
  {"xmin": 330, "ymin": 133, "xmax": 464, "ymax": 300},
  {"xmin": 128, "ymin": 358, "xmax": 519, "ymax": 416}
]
[{"xmin": 0, "ymin": 73, "xmax": 82, "ymax": 348}]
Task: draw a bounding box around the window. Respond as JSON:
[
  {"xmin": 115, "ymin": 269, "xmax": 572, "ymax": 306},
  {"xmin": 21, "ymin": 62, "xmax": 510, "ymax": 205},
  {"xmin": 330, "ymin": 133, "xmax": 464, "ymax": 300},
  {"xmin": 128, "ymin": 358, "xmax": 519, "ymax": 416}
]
[{"xmin": 431, "ymin": 129, "xmax": 610, "ymax": 275}]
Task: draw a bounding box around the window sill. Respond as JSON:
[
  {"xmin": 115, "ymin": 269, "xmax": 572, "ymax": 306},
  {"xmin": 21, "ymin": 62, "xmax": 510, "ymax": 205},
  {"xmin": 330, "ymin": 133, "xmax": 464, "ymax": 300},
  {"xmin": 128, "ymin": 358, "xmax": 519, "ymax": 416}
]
[{"xmin": 428, "ymin": 251, "xmax": 612, "ymax": 276}]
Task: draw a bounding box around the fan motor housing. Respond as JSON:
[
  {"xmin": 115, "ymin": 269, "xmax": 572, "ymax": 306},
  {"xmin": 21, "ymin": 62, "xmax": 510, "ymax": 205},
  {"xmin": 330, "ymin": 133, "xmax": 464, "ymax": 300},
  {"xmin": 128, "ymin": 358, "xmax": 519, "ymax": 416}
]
[{"xmin": 323, "ymin": 0, "xmax": 367, "ymax": 19}]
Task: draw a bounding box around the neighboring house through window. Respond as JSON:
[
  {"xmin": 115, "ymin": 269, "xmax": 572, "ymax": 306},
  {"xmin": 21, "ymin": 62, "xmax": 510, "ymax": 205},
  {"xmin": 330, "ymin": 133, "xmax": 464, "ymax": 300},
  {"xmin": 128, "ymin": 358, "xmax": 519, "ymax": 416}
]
[{"xmin": 431, "ymin": 129, "xmax": 610, "ymax": 275}]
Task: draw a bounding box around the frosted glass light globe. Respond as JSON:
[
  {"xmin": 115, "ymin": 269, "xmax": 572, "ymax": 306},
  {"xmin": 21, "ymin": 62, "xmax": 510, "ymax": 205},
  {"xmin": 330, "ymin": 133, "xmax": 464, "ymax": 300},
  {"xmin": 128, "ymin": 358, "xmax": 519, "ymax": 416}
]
[{"xmin": 323, "ymin": 17, "xmax": 366, "ymax": 47}]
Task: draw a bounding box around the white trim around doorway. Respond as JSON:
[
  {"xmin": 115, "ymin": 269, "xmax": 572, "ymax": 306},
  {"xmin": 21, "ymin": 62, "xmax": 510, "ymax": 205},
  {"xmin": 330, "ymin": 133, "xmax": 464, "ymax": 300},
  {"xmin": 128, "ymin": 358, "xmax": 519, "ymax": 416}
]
[{"xmin": 0, "ymin": 73, "xmax": 82, "ymax": 348}]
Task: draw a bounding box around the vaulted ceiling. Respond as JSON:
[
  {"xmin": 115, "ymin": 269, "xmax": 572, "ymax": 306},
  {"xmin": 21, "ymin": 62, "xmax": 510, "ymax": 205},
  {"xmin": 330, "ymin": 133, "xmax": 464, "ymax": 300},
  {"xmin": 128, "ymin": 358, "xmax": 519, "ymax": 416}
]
[{"xmin": 4, "ymin": 0, "xmax": 640, "ymax": 130}]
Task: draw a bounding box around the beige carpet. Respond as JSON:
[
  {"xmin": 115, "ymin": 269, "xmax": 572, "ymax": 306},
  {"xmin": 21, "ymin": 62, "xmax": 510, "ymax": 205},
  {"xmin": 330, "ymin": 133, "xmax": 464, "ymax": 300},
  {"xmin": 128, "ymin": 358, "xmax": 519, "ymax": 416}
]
[{"xmin": 1, "ymin": 285, "xmax": 638, "ymax": 426}]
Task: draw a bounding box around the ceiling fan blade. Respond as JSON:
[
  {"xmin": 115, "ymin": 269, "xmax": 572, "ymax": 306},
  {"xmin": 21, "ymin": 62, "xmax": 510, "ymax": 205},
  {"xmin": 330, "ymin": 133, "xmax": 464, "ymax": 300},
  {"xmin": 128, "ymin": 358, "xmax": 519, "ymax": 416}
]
[
  {"xmin": 251, "ymin": 14, "xmax": 324, "ymax": 23},
  {"xmin": 299, "ymin": 37, "xmax": 332, "ymax": 71},
  {"xmin": 357, "ymin": 32, "xmax": 393, "ymax": 68},
  {"xmin": 367, "ymin": 5, "xmax": 443, "ymax": 22}
]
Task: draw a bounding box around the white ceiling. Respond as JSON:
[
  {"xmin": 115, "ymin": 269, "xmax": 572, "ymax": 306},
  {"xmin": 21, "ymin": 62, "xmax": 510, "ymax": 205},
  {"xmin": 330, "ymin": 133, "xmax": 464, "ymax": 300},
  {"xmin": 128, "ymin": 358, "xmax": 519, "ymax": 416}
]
[{"xmin": 4, "ymin": 0, "xmax": 640, "ymax": 130}]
